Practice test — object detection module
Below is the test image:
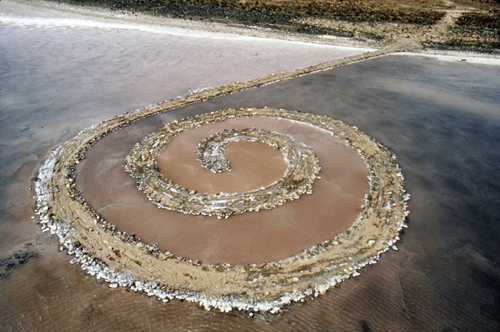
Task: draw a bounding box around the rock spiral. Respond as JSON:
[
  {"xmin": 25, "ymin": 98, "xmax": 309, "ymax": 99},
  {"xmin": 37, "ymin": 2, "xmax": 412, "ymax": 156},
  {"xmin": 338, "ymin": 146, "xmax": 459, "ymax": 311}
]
[{"xmin": 126, "ymin": 125, "xmax": 320, "ymax": 219}]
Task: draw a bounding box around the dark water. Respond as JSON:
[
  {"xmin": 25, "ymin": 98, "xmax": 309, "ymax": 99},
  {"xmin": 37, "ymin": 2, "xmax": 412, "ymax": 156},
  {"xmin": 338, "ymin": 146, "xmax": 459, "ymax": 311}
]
[{"xmin": 1, "ymin": 6, "xmax": 500, "ymax": 330}]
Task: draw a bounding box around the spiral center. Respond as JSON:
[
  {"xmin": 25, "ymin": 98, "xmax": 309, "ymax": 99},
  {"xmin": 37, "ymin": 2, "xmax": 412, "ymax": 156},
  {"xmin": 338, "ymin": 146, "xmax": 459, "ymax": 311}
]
[{"xmin": 159, "ymin": 138, "xmax": 287, "ymax": 194}]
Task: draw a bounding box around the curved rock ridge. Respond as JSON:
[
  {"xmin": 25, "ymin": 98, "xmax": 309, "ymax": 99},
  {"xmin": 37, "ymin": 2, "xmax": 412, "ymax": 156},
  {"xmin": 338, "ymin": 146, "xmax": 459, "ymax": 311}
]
[
  {"xmin": 126, "ymin": 124, "xmax": 320, "ymax": 219},
  {"xmin": 35, "ymin": 107, "xmax": 409, "ymax": 314}
]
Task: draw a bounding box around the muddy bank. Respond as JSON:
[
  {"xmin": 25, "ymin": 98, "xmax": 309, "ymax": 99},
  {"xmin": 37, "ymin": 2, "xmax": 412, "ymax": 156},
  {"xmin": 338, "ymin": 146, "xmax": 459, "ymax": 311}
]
[{"xmin": 37, "ymin": 0, "xmax": 500, "ymax": 51}]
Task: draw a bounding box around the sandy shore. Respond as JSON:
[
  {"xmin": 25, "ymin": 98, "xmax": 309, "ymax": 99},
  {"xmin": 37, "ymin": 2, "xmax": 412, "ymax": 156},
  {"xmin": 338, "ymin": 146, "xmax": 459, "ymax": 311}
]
[{"xmin": 10, "ymin": 0, "xmax": 500, "ymax": 51}]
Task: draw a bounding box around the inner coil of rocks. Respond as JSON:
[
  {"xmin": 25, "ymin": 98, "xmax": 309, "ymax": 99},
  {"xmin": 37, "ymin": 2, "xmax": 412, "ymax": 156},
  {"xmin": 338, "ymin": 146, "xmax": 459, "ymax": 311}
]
[
  {"xmin": 126, "ymin": 125, "xmax": 321, "ymax": 219},
  {"xmin": 35, "ymin": 107, "xmax": 409, "ymax": 314}
]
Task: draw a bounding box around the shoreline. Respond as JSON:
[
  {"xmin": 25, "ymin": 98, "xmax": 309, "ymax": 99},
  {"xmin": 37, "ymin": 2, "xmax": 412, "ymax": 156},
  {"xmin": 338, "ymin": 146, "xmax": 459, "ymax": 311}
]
[
  {"xmin": 24, "ymin": 0, "xmax": 500, "ymax": 52},
  {"xmin": 4, "ymin": 0, "xmax": 499, "ymax": 53}
]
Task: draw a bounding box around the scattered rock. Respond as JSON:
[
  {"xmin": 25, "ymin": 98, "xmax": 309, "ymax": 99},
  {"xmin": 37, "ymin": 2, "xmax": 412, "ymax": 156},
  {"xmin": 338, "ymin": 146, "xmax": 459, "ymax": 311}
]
[{"xmin": 0, "ymin": 244, "xmax": 39, "ymax": 279}]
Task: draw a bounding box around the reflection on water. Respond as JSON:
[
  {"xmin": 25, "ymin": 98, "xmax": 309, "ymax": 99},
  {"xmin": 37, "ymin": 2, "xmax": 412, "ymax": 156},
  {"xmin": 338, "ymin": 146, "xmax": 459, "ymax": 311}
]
[{"xmin": 1, "ymin": 0, "xmax": 500, "ymax": 330}]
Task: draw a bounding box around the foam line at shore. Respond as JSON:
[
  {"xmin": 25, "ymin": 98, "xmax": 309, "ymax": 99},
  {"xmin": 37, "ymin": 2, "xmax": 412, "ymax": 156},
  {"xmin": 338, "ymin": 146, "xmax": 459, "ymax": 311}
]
[{"xmin": 397, "ymin": 52, "xmax": 500, "ymax": 65}]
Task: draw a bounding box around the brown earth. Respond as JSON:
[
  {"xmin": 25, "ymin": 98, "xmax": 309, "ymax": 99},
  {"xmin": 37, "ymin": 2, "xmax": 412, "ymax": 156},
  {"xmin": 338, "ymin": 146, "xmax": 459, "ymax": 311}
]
[{"xmin": 44, "ymin": 0, "xmax": 499, "ymax": 51}]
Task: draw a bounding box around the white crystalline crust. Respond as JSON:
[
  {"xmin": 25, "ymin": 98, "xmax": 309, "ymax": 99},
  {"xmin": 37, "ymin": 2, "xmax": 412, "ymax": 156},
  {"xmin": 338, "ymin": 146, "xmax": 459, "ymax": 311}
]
[
  {"xmin": 35, "ymin": 104, "xmax": 409, "ymax": 314},
  {"xmin": 126, "ymin": 126, "xmax": 321, "ymax": 219}
]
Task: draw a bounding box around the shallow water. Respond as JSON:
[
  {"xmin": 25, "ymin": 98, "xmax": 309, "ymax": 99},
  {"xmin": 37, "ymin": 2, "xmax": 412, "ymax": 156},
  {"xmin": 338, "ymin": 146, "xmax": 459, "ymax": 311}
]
[
  {"xmin": 77, "ymin": 116, "xmax": 369, "ymax": 265},
  {"xmin": 1, "ymin": 0, "xmax": 500, "ymax": 331}
]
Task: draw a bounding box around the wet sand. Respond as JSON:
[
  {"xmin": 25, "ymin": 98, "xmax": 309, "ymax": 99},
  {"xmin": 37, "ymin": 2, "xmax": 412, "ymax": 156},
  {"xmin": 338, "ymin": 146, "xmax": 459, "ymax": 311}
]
[{"xmin": 1, "ymin": 0, "xmax": 500, "ymax": 330}]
